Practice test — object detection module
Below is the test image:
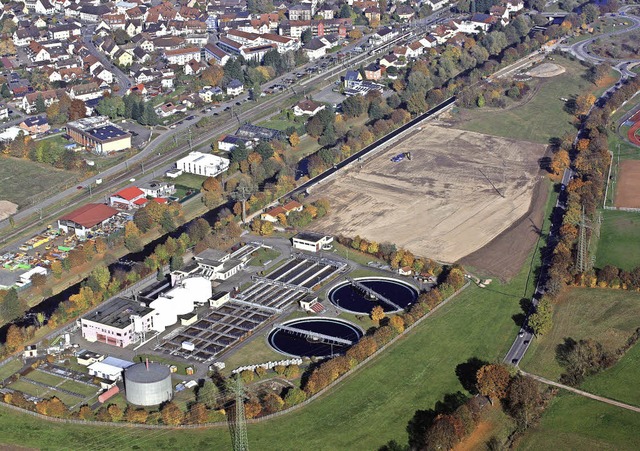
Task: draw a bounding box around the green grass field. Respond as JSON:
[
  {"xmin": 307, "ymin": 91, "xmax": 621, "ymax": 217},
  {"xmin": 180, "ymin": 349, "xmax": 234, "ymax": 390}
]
[
  {"xmin": 581, "ymin": 342, "xmax": 640, "ymax": 407},
  {"xmin": 0, "ymin": 360, "xmax": 23, "ymax": 382},
  {"xmin": 168, "ymin": 172, "xmax": 207, "ymax": 190},
  {"xmin": 519, "ymin": 392, "xmax": 640, "ymax": 450},
  {"xmin": 596, "ymin": 210, "xmax": 640, "ymax": 270},
  {"xmin": 247, "ymin": 247, "xmax": 281, "ymax": 266},
  {"xmin": 458, "ymin": 56, "xmax": 604, "ymax": 144},
  {"xmin": 521, "ymin": 288, "xmax": 640, "ymax": 380},
  {"xmin": 0, "ymin": 157, "xmax": 78, "ymax": 208}
]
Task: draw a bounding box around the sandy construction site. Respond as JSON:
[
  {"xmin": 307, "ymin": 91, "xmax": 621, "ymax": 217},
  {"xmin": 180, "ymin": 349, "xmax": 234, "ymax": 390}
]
[{"xmin": 310, "ymin": 125, "xmax": 547, "ymax": 269}]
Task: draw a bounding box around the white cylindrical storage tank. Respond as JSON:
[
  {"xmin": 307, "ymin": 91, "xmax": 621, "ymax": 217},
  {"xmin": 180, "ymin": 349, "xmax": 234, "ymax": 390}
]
[{"xmin": 124, "ymin": 362, "xmax": 172, "ymax": 406}]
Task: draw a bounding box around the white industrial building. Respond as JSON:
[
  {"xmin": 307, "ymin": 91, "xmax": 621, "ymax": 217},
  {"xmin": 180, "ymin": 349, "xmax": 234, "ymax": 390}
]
[
  {"xmin": 149, "ymin": 276, "xmax": 211, "ymax": 332},
  {"xmin": 87, "ymin": 356, "xmax": 134, "ymax": 381},
  {"xmin": 292, "ymin": 232, "xmax": 333, "ymax": 253},
  {"xmin": 175, "ymin": 151, "xmax": 229, "ymax": 177}
]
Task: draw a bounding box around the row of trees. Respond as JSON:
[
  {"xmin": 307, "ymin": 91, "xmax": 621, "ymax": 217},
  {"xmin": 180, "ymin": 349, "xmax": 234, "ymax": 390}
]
[
  {"xmin": 336, "ymin": 234, "xmax": 441, "ymax": 275},
  {"xmin": 529, "ymin": 61, "xmax": 640, "ymax": 337}
]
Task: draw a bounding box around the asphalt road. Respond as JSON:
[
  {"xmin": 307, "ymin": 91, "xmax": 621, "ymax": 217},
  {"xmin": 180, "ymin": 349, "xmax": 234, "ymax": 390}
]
[
  {"xmin": 503, "ymin": 7, "xmax": 640, "ymax": 365},
  {"xmin": 81, "ymin": 24, "xmax": 134, "ymax": 94}
]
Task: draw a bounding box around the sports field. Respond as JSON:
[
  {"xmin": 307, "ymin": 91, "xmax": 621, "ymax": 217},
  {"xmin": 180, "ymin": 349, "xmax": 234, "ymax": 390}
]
[
  {"xmin": 521, "ymin": 288, "xmax": 640, "ymax": 381},
  {"xmin": 0, "ymin": 157, "xmax": 78, "ymax": 209},
  {"xmin": 456, "ymin": 56, "xmax": 613, "ymax": 144},
  {"xmin": 596, "ymin": 210, "xmax": 640, "ymax": 270},
  {"xmin": 519, "ymin": 393, "xmax": 640, "ymax": 450}
]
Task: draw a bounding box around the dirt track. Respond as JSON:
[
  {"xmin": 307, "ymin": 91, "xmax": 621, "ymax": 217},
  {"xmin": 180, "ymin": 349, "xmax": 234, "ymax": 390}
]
[
  {"xmin": 310, "ymin": 125, "xmax": 547, "ymax": 276},
  {"xmin": 615, "ymin": 160, "xmax": 640, "ymax": 208}
]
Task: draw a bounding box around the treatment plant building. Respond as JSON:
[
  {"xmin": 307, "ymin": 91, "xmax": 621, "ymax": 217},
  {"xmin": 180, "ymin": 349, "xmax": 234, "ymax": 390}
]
[{"xmin": 124, "ymin": 362, "xmax": 173, "ymax": 406}]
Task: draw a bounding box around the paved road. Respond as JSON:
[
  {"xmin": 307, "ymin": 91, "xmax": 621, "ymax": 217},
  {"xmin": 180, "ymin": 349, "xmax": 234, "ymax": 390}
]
[
  {"xmin": 522, "ymin": 370, "xmax": 640, "ymax": 413},
  {"xmin": 560, "ymin": 8, "xmax": 640, "ymax": 66},
  {"xmin": 81, "ymin": 24, "xmax": 134, "ymax": 94}
]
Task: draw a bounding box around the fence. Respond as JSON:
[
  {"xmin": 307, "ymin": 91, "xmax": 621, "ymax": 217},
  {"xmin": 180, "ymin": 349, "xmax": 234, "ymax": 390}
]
[{"xmin": 0, "ymin": 280, "xmax": 471, "ymax": 429}]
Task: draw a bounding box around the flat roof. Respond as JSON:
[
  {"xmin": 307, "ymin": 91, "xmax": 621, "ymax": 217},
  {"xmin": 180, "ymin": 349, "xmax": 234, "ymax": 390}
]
[
  {"xmin": 82, "ymin": 297, "xmax": 153, "ymax": 330},
  {"xmin": 293, "ymin": 232, "xmax": 329, "ymax": 243},
  {"xmin": 89, "ymin": 124, "xmax": 129, "ymax": 142}
]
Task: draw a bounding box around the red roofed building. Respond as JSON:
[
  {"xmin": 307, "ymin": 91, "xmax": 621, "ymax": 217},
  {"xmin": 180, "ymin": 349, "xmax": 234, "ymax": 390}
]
[
  {"xmin": 109, "ymin": 186, "xmax": 147, "ymax": 209},
  {"xmin": 260, "ymin": 200, "xmax": 303, "ymax": 222},
  {"xmin": 58, "ymin": 203, "xmax": 119, "ymax": 238}
]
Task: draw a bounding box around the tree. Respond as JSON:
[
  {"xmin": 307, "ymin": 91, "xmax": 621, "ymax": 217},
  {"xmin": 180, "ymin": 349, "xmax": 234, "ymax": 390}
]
[
  {"xmin": 370, "ymin": 305, "xmax": 385, "ymax": 324},
  {"xmin": 582, "ymin": 3, "xmax": 600, "ymax": 24},
  {"xmin": 133, "ymin": 207, "xmax": 153, "ymax": 233},
  {"xmin": 201, "ymin": 65, "xmax": 224, "ymax": 86},
  {"xmin": 339, "ymin": 4, "xmax": 353, "ymax": 18},
  {"xmin": 197, "ymin": 380, "xmax": 219, "ymax": 408},
  {"xmin": 185, "ymin": 402, "xmax": 208, "ymax": 424},
  {"xmin": 161, "ymin": 401, "xmax": 184, "ymax": 425},
  {"xmin": 476, "ymin": 364, "xmax": 511, "ymax": 404},
  {"xmin": 506, "ymin": 375, "xmax": 542, "ymax": 430},
  {"xmin": 123, "ymin": 221, "xmax": 143, "ymax": 252},
  {"xmin": 528, "ymin": 298, "xmax": 553, "ymax": 336},
  {"xmin": 231, "ymin": 140, "xmax": 249, "ymax": 163},
  {"xmin": 5, "ymin": 324, "xmax": 24, "ymax": 352},
  {"xmin": 574, "ymin": 93, "xmax": 596, "ymax": 116},
  {"xmin": 301, "ymin": 28, "xmax": 313, "ymax": 44},
  {"xmin": 69, "ymin": 99, "xmax": 86, "ymax": 120},
  {"xmin": 255, "ymin": 140, "xmax": 274, "ymax": 159},
  {"xmin": 1, "ymin": 288, "xmax": 21, "ymax": 322},
  {"xmin": 107, "ymin": 404, "xmax": 124, "ymax": 422},
  {"xmin": 1, "ymin": 83, "xmax": 11, "ymax": 98},
  {"xmin": 284, "ymin": 387, "xmax": 306, "ymax": 407},
  {"xmin": 289, "ymin": 131, "xmax": 300, "ymax": 147},
  {"xmin": 35, "ymin": 94, "xmax": 46, "ymax": 114},
  {"xmin": 389, "ymin": 315, "xmax": 405, "ymax": 333}
]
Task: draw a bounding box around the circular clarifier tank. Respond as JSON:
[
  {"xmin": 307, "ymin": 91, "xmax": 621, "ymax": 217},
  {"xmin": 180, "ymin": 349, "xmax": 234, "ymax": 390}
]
[
  {"xmin": 328, "ymin": 277, "xmax": 418, "ymax": 314},
  {"xmin": 268, "ymin": 317, "xmax": 363, "ymax": 358}
]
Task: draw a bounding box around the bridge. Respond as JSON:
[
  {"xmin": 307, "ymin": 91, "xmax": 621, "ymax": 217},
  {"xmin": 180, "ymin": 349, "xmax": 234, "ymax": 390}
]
[
  {"xmin": 346, "ymin": 278, "xmax": 403, "ymax": 311},
  {"xmin": 274, "ymin": 324, "xmax": 353, "ymax": 346}
]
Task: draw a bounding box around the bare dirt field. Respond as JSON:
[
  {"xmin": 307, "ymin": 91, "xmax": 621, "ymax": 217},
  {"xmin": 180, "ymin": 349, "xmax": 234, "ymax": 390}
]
[
  {"xmin": 615, "ymin": 160, "xmax": 640, "ymax": 208},
  {"xmin": 0, "ymin": 201, "xmax": 17, "ymax": 221},
  {"xmin": 527, "ymin": 63, "xmax": 566, "ymax": 78},
  {"xmin": 310, "ymin": 125, "xmax": 547, "ymax": 278}
]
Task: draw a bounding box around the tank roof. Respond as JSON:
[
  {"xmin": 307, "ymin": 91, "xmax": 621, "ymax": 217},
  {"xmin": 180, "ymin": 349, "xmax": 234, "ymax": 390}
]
[{"xmin": 125, "ymin": 362, "xmax": 171, "ymax": 383}]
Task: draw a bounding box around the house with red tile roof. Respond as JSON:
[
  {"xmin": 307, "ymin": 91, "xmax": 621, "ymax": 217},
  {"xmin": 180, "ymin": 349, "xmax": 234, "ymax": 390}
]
[{"xmin": 109, "ymin": 186, "xmax": 147, "ymax": 209}]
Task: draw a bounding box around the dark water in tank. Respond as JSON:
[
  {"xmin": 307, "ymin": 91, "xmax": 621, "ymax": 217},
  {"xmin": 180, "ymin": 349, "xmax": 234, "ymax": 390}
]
[
  {"xmin": 268, "ymin": 318, "xmax": 363, "ymax": 358},
  {"xmin": 328, "ymin": 278, "xmax": 418, "ymax": 314}
]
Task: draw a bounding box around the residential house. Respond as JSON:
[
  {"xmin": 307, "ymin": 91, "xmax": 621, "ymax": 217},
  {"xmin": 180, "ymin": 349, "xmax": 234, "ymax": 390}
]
[
  {"xmin": 109, "ymin": 186, "xmax": 147, "ymax": 209},
  {"xmin": 0, "ymin": 104, "xmax": 9, "ymax": 121},
  {"xmin": 19, "ymin": 115, "xmax": 49, "ymax": 135},
  {"xmin": 20, "ymin": 89, "xmax": 59, "ymax": 114},
  {"xmin": 343, "ymin": 69, "xmax": 362, "ymax": 89},
  {"xmin": 293, "ymin": 99, "xmax": 325, "ymax": 116},
  {"xmin": 203, "ymin": 43, "xmax": 230, "ymax": 65},
  {"xmin": 260, "ymin": 200, "xmax": 303, "ymax": 222},
  {"xmin": 138, "ymin": 181, "xmax": 175, "ymax": 198},
  {"xmin": 303, "ymin": 37, "xmax": 329, "ymax": 60},
  {"xmin": 165, "ymin": 47, "xmax": 201, "ymax": 65},
  {"xmin": 289, "ymin": 4, "xmax": 312, "ymax": 21},
  {"xmin": 369, "ymin": 26, "xmax": 398, "ymax": 45},
  {"xmin": 155, "ymin": 102, "xmax": 186, "ymax": 117},
  {"xmin": 364, "ymin": 62, "xmax": 382, "ymax": 81},
  {"xmin": 69, "ymin": 83, "xmax": 104, "ymax": 102},
  {"xmin": 113, "ymin": 49, "xmax": 133, "ymax": 66},
  {"xmin": 226, "ymin": 79, "xmax": 243, "ymax": 96},
  {"xmin": 198, "ymin": 86, "xmax": 223, "ymax": 103},
  {"xmin": 217, "ymin": 134, "xmax": 254, "ymax": 152},
  {"xmin": 184, "ymin": 59, "xmax": 207, "ymax": 76}
]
